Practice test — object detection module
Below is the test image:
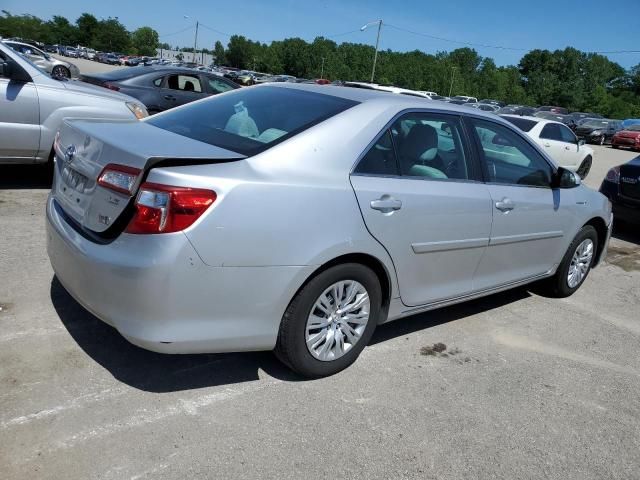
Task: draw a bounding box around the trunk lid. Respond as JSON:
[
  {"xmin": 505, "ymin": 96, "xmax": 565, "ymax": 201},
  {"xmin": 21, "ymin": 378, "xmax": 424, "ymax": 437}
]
[
  {"xmin": 620, "ymin": 156, "xmax": 640, "ymax": 200},
  {"xmin": 52, "ymin": 118, "xmax": 244, "ymax": 234}
]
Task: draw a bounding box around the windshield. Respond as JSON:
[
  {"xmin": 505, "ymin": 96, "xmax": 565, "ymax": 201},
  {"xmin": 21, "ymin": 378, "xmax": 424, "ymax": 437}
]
[
  {"xmin": 625, "ymin": 125, "xmax": 640, "ymax": 131},
  {"xmin": 147, "ymin": 86, "xmax": 358, "ymax": 156}
]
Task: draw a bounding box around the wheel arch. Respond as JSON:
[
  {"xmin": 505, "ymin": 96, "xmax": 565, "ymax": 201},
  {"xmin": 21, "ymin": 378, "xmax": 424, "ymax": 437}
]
[{"xmin": 584, "ymin": 216, "xmax": 608, "ymax": 266}]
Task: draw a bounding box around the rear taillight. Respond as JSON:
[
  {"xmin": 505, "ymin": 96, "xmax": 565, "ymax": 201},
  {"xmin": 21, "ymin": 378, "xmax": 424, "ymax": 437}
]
[
  {"xmin": 605, "ymin": 166, "xmax": 620, "ymax": 183},
  {"xmin": 125, "ymin": 183, "xmax": 216, "ymax": 234},
  {"xmin": 103, "ymin": 82, "xmax": 120, "ymax": 91},
  {"xmin": 97, "ymin": 164, "xmax": 141, "ymax": 195}
]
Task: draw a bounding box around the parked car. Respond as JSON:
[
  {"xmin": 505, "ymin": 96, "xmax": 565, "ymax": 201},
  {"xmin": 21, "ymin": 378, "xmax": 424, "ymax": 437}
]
[
  {"xmin": 103, "ymin": 53, "xmax": 121, "ymax": 65},
  {"xmin": 569, "ymin": 112, "xmax": 602, "ymax": 123},
  {"xmin": 502, "ymin": 115, "xmax": 594, "ymax": 178},
  {"xmin": 479, "ymin": 99, "xmax": 506, "ymax": 107},
  {"xmin": 536, "ymin": 106, "xmax": 569, "ymax": 115},
  {"xmin": 80, "ymin": 66, "xmax": 240, "ymax": 114},
  {"xmin": 534, "ymin": 111, "xmax": 577, "ymax": 130},
  {"xmin": 575, "ymin": 119, "xmax": 623, "ymax": 145},
  {"xmin": 611, "ymin": 124, "xmax": 640, "ymax": 151},
  {"xmin": 600, "ymin": 155, "xmax": 640, "ymax": 225},
  {"xmin": 450, "ymin": 95, "xmax": 478, "ymax": 103},
  {"xmin": 498, "ymin": 105, "xmax": 536, "ymax": 116},
  {"xmin": 64, "ymin": 47, "xmax": 78, "ymax": 58},
  {"xmin": 471, "ymin": 103, "xmax": 500, "ymax": 112},
  {"xmin": 622, "ymin": 118, "xmax": 640, "ymax": 129},
  {"xmin": 3, "ymin": 40, "xmax": 79, "ymax": 79},
  {"xmin": 46, "ymin": 84, "xmax": 612, "ymax": 377},
  {"xmin": 0, "ymin": 42, "xmax": 148, "ymax": 167}
]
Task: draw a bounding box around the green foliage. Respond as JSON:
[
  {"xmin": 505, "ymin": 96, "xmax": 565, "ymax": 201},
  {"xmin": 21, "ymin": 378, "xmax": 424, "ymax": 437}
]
[
  {"xmin": 1, "ymin": 10, "xmax": 639, "ymax": 118},
  {"xmin": 130, "ymin": 26, "xmax": 159, "ymax": 56}
]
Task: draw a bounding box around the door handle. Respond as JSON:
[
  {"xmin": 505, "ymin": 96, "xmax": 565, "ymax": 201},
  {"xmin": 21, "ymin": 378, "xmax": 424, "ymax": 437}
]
[
  {"xmin": 543, "ymin": 142, "xmax": 551, "ymax": 147},
  {"xmin": 163, "ymin": 95, "xmax": 176, "ymax": 100},
  {"xmin": 370, "ymin": 195, "xmax": 402, "ymax": 214},
  {"xmin": 564, "ymin": 145, "xmax": 571, "ymax": 150},
  {"xmin": 495, "ymin": 197, "xmax": 515, "ymax": 212}
]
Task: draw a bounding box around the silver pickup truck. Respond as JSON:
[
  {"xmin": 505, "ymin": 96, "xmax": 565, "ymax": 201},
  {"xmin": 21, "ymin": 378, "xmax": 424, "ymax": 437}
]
[{"xmin": 0, "ymin": 41, "xmax": 147, "ymax": 167}]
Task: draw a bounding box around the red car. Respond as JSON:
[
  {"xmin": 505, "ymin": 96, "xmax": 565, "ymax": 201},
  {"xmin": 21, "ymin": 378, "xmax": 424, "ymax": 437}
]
[{"xmin": 612, "ymin": 124, "xmax": 640, "ymax": 151}]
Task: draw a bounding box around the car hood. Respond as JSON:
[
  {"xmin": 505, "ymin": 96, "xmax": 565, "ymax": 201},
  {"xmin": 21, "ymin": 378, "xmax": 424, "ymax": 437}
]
[{"xmin": 59, "ymin": 78, "xmax": 135, "ymax": 102}]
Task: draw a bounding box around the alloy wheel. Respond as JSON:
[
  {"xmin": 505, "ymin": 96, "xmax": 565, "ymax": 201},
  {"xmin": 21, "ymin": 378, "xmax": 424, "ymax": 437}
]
[
  {"xmin": 567, "ymin": 239, "xmax": 594, "ymax": 288},
  {"xmin": 305, "ymin": 280, "xmax": 370, "ymax": 361},
  {"xmin": 52, "ymin": 65, "xmax": 70, "ymax": 79}
]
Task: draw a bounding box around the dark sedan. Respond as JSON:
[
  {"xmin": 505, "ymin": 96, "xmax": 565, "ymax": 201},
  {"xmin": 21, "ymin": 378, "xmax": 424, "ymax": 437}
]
[
  {"xmin": 80, "ymin": 67, "xmax": 240, "ymax": 114},
  {"xmin": 575, "ymin": 119, "xmax": 623, "ymax": 145},
  {"xmin": 534, "ymin": 111, "xmax": 577, "ymax": 130},
  {"xmin": 537, "ymin": 105, "xmax": 569, "ymax": 115},
  {"xmin": 600, "ymin": 155, "xmax": 640, "ymax": 225}
]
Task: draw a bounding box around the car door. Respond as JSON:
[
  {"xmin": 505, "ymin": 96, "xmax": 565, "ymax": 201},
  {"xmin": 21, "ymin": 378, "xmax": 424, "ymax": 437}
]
[
  {"xmin": 557, "ymin": 123, "xmax": 583, "ymax": 169},
  {"xmin": 0, "ymin": 50, "xmax": 40, "ymax": 162},
  {"xmin": 468, "ymin": 117, "xmax": 572, "ymax": 289},
  {"xmin": 350, "ymin": 111, "xmax": 493, "ymax": 307},
  {"xmin": 538, "ymin": 123, "xmax": 568, "ymax": 166},
  {"xmin": 157, "ymin": 73, "xmax": 208, "ymax": 111}
]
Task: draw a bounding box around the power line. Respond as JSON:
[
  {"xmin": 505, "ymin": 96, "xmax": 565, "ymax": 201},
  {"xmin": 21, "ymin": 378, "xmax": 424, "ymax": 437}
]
[
  {"xmin": 385, "ymin": 23, "xmax": 640, "ymax": 55},
  {"xmin": 159, "ymin": 24, "xmax": 195, "ymax": 38},
  {"xmin": 198, "ymin": 22, "xmax": 232, "ymax": 38},
  {"xmin": 324, "ymin": 29, "xmax": 361, "ymax": 39}
]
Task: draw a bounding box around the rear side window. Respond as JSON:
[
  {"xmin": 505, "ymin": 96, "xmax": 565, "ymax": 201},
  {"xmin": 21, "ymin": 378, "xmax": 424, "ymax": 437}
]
[
  {"xmin": 502, "ymin": 116, "xmax": 537, "ymax": 132},
  {"xmin": 355, "ymin": 130, "xmax": 398, "ymax": 176},
  {"xmin": 147, "ymin": 86, "xmax": 358, "ymax": 156},
  {"xmin": 166, "ymin": 74, "xmax": 202, "ymax": 92}
]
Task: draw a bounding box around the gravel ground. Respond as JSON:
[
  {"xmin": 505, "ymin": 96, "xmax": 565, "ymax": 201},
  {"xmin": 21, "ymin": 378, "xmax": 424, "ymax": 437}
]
[{"xmin": 1, "ymin": 138, "xmax": 639, "ymax": 479}]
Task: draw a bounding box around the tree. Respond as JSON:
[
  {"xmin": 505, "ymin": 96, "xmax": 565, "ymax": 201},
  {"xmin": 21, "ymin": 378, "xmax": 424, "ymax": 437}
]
[
  {"xmin": 213, "ymin": 40, "xmax": 226, "ymax": 65},
  {"xmin": 93, "ymin": 17, "xmax": 130, "ymax": 52},
  {"xmin": 130, "ymin": 26, "xmax": 159, "ymax": 56},
  {"xmin": 75, "ymin": 13, "xmax": 98, "ymax": 47},
  {"xmin": 46, "ymin": 15, "xmax": 79, "ymax": 45},
  {"xmin": 226, "ymin": 35, "xmax": 253, "ymax": 68}
]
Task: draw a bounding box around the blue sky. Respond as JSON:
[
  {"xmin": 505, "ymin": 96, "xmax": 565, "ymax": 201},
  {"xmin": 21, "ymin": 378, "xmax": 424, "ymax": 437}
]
[{"xmin": 4, "ymin": 0, "xmax": 639, "ymax": 68}]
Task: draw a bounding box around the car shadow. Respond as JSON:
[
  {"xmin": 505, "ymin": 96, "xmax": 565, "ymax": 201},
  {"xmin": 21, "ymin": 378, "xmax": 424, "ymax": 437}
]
[
  {"xmin": 51, "ymin": 276, "xmax": 532, "ymax": 393},
  {"xmin": 0, "ymin": 165, "xmax": 52, "ymax": 189},
  {"xmin": 612, "ymin": 221, "xmax": 640, "ymax": 246}
]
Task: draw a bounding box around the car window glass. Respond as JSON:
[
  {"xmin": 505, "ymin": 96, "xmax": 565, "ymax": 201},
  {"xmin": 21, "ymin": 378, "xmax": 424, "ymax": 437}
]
[
  {"xmin": 153, "ymin": 77, "xmax": 162, "ymax": 87},
  {"xmin": 208, "ymin": 78, "xmax": 235, "ymax": 94},
  {"xmin": 540, "ymin": 123, "xmax": 562, "ymax": 141},
  {"xmin": 471, "ymin": 119, "xmax": 553, "ymax": 188},
  {"xmin": 391, "ymin": 113, "xmax": 470, "ymax": 180},
  {"xmin": 559, "ymin": 124, "xmax": 577, "ymax": 143},
  {"xmin": 354, "ymin": 130, "xmax": 398, "ymax": 176},
  {"xmin": 166, "ymin": 74, "xmax": 202, "ymax": 92}
]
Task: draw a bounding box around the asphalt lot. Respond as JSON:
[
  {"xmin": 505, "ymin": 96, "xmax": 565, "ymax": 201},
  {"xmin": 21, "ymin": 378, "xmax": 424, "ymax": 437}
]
[{"xmin": 1, "ymin": 134, "xmax": 640, "ymax": 478}]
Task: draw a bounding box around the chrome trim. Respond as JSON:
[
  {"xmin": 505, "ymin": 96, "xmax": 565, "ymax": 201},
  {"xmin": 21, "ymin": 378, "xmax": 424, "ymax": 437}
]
[
  {"xmin": 489, "ymin": 230, "xmax": 564, "ymax": 246},
  {"xmin": 411, "ymin": 237, "xmax": 489, "ymax": 254},
  {"xmin": 395, "ymin": 271, "xmax": 552, "ymax": 319}
]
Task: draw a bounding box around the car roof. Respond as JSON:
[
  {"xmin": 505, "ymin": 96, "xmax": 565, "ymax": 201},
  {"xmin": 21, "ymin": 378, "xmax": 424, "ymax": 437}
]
[{"xmin": 264, "ymin": 82, "xmax": 502, "ymax": 120}]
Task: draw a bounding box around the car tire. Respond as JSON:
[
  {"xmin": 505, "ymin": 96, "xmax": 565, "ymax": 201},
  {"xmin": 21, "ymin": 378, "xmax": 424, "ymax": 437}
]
[
  {"xmin": 51, "ymin": 65, "xmax": 70, "ymax": 79},
  {"xmin": 541, "ymin": 225, "xmax": 598, "ymax": 298},
  {"xmin": 275, "ymin": 263, "xmax": 382, "ymax": 378},
  {"xmin": 576, "ymin": 155, "xmax": 592, "ymax": 179},
  {"xmin": 612, "ymin": 144, "xmax": 619, "ymax": 149}
]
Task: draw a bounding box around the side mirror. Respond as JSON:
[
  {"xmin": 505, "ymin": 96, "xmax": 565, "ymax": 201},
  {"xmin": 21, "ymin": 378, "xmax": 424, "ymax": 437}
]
[
  {"xmin": 552, "ymin": 167, "xmax": 581, "ymax": 189},
  {"xmin": 578, "ymin": 139, "xmax": 585, "ymax": 146},
  {"xmin": 0, "ymin": 61, "xmax": 12, "ymax": 78}
]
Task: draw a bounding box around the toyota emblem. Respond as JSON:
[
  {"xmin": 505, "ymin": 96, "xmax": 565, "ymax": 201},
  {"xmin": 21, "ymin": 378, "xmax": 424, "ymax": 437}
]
[{"xmin": 64, "ymin": 144, "xmax": 76, "ymax": 164}]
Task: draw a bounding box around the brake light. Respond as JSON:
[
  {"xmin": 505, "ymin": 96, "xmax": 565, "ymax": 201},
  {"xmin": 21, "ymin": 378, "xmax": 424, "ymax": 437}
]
[
  {"xmin": 125, "ymin": 183, "xmax": 216, "ymax": 234},
  {"xmin": 605, "ymin": 166, "xmax": 620, "ymax": 183},
  {"xmin": 97, "ymin": 164, "xmax": 141, "ymax": 195},
  {"xmin": 104, "ymin": 82, "xmax": 120, "ymax": 91}
]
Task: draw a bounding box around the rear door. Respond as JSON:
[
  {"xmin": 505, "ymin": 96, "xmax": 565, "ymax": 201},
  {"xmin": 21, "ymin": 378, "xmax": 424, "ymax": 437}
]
[
  {"xmin": 0, "ymin": 50, "xmax": 40, "ymax": 162},
  {"xmin": 157, "ymin": 73, "xmax": 208, "ymax": 110},
  {"xmin": 468, "ymin": 117, "xmax": 572, "ymax": 289},
  {"xmin": 350, "ymin": 111, "xmax": 493, "ymax": 306}
]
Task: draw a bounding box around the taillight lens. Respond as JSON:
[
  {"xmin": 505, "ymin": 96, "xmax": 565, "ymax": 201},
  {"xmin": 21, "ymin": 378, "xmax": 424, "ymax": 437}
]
[
  {"xmin": 126, "ymin": 183, "xmax": 216, "ymax": 234},
  {"xmin": 605, "ymin": 166, "xmax": 620, "ymax": 183},
  {"xmin": 97, "ymin": 164, "xmax": 141, "ymax": 195}
]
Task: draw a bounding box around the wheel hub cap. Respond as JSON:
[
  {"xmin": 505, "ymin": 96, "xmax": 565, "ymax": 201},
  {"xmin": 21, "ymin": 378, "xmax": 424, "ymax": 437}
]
[
  {"xmin": 305, "ymin": 280, "xmax": 370, "ymax": 362},
  {"xmin": 567, "ymin": 239, "xmax": 594, "ymax": 288}
]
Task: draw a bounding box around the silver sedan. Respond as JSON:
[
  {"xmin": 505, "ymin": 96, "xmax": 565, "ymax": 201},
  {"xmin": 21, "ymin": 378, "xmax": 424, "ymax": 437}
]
[
  {"xmin": 3, "ymin": 40, "xmax": 79, "ymax": 78},
  {"xmin": 46, "ymin": 84, "xmax": 612, "ymax": 377}
]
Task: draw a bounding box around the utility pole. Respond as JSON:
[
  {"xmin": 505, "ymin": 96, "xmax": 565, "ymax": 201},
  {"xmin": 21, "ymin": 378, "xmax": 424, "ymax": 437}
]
[
  {"xmin": 361, "ymin": 20, "xmax": 383, "ymax": 83},
  {"xmin": 193, "ymin": 21, "xmax": 199, "ymax": 63},
  {"xmin": 320, "ymin": 57, "xmax": 325, "ymax": 79},
  {"xmin": 449, "ymin": 66, "xmax": 456, "ymax": 97}
]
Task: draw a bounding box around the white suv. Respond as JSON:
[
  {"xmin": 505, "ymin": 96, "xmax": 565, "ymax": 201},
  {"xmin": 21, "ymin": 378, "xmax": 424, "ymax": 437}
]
[{"xmin": 502, "ymin": 115, "xmax": 594, "ymax": 179}]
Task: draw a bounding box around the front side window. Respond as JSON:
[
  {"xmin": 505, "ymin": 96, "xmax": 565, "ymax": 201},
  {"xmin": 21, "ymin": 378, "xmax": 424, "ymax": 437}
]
[
  {"xmin": 470, "ymin": 118, "xmax": 553, "ymax": 188},
  {"xmin": 166, "ymin": 74, "xmax": 202, "ymax": 92},
  {"xmin": 391, "ymin": 112, "xmax": 471, "ymax": 180},
  {"xmin": 559, "ymin": 124, "xmax": 577, "ymax": 143}
]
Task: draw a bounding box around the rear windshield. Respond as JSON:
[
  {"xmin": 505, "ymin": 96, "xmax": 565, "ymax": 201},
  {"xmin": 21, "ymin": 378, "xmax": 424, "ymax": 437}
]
[
  {"xmin": 147, "ymin": 86, "xmax": 358, "ymax": 156},
  {"xmin": 502, "ymin": 116, "xmax": 538, "ymax": 132}
]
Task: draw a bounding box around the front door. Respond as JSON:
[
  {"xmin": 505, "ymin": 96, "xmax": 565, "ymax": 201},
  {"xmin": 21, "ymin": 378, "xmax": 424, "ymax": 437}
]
[
  {"xmin": 350, "ymin": 112, "xmax": 492, "ymax": 306},
  {"xmin": 0, "ymin": 51, "xmax": 40, "ymax": 162},
  {"xmin": 468, "ymin": 117, "xmax": 571, "ymax": 289}
]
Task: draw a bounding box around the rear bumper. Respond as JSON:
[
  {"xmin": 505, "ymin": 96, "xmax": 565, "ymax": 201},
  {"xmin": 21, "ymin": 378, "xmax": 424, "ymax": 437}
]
[{"xmin": 46, "ymin": 195, "xmax": 314, "ymax": 354}]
